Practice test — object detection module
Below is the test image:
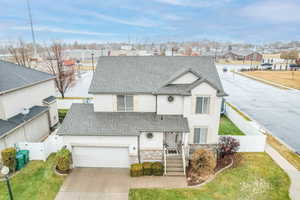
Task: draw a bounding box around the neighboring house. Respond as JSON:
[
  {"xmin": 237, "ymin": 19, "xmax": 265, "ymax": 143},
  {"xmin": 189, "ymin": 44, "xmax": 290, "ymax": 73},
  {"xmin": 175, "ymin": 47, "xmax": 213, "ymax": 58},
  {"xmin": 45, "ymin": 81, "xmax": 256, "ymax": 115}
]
[
  {"xmin": 58, "ymin": 56, "xmax": 226, "ymax": 175},
  {"xmin": 244, "ymin": 52, "xmax": 263, "ymax": 62},
  {"xmin": 0, "ymin": 61, "xmax": 58, "ymax": 151},
  {"xmin": 222, "ymin": 51, "xmax": 263, "ymax": 62}
]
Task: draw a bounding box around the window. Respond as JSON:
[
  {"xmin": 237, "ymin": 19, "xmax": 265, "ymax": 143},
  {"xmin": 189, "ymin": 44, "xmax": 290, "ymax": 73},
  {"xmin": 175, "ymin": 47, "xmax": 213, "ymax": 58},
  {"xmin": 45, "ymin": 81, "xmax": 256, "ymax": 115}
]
[
  {"xmin": 195, "ymin": 96, "xmax": 210, "ymax": 114},
  {"xmin": 193, "ymin": 128, "xmax": 208, "ymax": 144},
  {"xmin": 117, "ymin": 95, "xmax": 133, "ymax": 111}
]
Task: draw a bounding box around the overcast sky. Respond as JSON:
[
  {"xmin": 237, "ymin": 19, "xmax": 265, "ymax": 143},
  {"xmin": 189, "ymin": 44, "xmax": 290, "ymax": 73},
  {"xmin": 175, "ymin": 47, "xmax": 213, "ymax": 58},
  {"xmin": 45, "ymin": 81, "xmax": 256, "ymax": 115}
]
[{"xmin": 1, "ymin": 0, "xmax": 300, "ymax": 44}]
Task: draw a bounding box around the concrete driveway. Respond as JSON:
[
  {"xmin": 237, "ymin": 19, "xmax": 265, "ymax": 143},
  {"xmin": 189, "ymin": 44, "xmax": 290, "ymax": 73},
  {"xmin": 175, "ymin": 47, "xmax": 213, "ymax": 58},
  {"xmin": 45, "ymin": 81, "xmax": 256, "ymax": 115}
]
[{"xmin": 55, "ymin": 168, "xmax": 187, "ymax": 200}]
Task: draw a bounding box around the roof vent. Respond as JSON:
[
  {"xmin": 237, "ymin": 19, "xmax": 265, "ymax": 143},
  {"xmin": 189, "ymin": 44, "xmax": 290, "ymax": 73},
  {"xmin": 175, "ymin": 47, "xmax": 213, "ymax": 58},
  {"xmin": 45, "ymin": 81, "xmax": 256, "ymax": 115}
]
[{"xmin": 21, "ymin": 108, "xmax": 29, "ymax": 115}]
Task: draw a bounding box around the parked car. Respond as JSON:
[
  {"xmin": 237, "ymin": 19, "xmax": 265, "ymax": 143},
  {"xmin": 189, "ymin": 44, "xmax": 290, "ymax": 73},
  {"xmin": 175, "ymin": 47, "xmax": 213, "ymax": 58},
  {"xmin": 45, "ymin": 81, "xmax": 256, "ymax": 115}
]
[{"xmin": 261, "ymin": 63, "xmax": 273, "ymax": 70}]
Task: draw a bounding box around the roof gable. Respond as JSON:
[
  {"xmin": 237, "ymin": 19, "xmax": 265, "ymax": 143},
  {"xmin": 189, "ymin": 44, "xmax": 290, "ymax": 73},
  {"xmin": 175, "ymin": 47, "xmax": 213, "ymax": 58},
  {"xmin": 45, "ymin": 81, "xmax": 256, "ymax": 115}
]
[{"xmin": 163, "ymin": 68, "xmax": 201, "ymax": 86}]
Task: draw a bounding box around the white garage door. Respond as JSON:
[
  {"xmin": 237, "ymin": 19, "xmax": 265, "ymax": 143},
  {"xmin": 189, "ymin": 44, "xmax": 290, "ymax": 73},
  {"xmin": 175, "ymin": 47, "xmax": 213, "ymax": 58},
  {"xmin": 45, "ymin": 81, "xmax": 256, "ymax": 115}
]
[{"xmin": 72, "ymin": 146, "xmax": 130, "ymax": 168}]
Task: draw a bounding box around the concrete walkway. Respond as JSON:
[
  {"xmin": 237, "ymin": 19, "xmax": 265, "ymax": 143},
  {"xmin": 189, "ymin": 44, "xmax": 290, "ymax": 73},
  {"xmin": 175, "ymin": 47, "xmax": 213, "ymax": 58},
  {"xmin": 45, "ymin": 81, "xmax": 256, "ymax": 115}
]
[{"xmin": 266, "ymin": 145, "xmax": 300, "ymax": 200}]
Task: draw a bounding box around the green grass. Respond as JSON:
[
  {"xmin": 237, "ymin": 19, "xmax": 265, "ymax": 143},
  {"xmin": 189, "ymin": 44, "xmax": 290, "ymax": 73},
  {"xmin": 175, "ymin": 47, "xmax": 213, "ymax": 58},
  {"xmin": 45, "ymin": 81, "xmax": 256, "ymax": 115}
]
[
  {"xmin": 219, "ymin": 115, "xmax": 245, "ymax": 136},
  {"xmin": 129, "ymin": 153, "xmax": 290, "ymax": 200},
  {"xmin": 0, "ymin": 154, "xmax": 65, "ymax": 200}
]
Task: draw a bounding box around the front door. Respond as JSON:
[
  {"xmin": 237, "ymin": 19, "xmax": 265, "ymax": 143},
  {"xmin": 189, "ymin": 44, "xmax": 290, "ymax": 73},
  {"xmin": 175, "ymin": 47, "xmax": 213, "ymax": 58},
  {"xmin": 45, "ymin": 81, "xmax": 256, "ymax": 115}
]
[{"xmin": 164, "ymin": 132, "xmax": 182, "ymax": 153}]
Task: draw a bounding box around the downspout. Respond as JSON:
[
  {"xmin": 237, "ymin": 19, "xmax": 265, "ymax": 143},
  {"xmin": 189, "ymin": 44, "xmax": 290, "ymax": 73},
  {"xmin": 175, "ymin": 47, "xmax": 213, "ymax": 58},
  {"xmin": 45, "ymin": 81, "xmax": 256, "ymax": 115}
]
[
  {"xmin": 155, "ymin": 94, "xmax": 158, "ymax": 114},
  {"xmin": 137, "ymin": 135, "xmax": 141, "ymax": 164}
]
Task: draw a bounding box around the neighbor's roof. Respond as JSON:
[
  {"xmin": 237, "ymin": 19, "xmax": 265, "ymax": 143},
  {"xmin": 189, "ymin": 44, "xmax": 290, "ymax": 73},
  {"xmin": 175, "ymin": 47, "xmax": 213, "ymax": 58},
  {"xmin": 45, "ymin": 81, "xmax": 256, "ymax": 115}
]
[
  {"xmin": 43, "ymin": 96, "xmax": 56, "ymax": 104},
  {"xmin": 57, "ymin": 103, "xmax": 190, "ymax": 136},
  {"xmin": 0, "ymin": 60, "xmax": 54, "ymax": 94},
  {"xmin": 89, "ymin": 56, "xmax": 226, "ymax": 96},
  {"xmin": 0, "ymin": 106, "xmax": 49, "ymax": 138}
]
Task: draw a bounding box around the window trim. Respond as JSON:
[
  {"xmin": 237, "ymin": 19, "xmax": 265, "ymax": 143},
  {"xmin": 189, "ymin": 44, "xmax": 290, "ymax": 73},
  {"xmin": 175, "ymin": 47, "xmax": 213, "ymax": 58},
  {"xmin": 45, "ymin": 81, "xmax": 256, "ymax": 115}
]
[
  {"xmin": 117, "ymin": 95, "xmax": 134, "ymax": 112},
  {"xmin": 194, "ymin": 95, "xmax": 211, "ymax": 114},
  {"xmin": 193, "ymin": 127, "xmax": 208, "ymax": 144}
]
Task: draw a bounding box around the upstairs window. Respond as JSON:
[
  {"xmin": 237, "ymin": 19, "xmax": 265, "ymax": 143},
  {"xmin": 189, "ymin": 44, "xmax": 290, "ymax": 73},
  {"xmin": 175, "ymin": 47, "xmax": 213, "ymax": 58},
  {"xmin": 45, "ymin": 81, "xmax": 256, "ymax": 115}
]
[
  {"xmin": 117, "ymin": 95, "xmax": 133, "ymax": 112},
  {"xmin": 194, "ymin": 128, "xmax": 208, "ymax": 144},
  {"xmin": 195, "ymin": 96, "xmax": 210, "ymax": 114}
]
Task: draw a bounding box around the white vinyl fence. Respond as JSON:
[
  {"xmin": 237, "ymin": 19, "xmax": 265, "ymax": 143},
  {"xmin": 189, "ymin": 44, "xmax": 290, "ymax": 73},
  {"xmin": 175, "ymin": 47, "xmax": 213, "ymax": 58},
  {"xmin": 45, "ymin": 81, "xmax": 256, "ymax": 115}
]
[
  {"xmin": 222, "ymin": 102, "xmax": 266, "ymax": 152},
  {"xmin": 17, "ymin": 132, "xmax": 64, "ymax": 161}
]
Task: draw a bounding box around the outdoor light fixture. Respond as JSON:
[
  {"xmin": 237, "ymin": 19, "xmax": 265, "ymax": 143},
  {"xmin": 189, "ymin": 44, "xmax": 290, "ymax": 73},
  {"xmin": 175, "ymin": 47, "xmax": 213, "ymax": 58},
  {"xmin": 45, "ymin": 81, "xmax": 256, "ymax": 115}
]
[{"xmin": 1, "ymin": 165, "xmax": 14, "ymax": 200}]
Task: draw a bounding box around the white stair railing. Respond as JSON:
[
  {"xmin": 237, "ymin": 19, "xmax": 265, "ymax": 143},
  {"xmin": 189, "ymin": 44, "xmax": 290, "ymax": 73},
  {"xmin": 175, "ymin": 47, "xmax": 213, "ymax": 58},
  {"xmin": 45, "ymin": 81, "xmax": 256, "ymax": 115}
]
[
  {"xmin": 181, "ymin": 144, "xmax": 186, "ymax": 175},
  {"xmin": 163, "ymin": 145, "xmax": 167, "ymax": 176}
]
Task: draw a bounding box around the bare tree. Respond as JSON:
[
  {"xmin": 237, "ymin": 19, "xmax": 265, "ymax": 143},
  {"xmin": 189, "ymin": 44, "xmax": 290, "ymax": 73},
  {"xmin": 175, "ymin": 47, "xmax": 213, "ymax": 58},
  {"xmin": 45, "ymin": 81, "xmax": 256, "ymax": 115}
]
[
  {"xmin": 45, "ymin": 42, "xmax": 74, "ymax": 98},
  {"xmin": 8, "ymin": 39, "xmax": 33, "ymax": 67},
  {"xmin": 280, "ymin": 50, "xmax": 299, "ymax": 70}
]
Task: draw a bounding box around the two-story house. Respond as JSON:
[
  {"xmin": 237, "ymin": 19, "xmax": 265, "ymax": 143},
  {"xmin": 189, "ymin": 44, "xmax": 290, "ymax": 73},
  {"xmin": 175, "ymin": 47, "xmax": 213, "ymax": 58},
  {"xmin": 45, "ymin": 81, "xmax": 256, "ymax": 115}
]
[
  {"xmin": 0, "ymin": 61, "xmax": 58, "ymax": 151},
  {"xmin": 58, "ymin": 56, "xmax": 226, "ymax": 175}
]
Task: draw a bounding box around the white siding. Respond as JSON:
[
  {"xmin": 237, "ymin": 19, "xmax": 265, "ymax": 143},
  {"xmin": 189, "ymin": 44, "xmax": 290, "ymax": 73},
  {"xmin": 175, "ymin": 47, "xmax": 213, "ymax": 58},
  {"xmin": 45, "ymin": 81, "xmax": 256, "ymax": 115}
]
[
  {"xmin": 93, "ymin": 94, "xmax": 156, "ymax": 112},
  {"xmin": 62, "ymin": 136, "xmax": 138, "ymax": 154},
  {"xmin": 171, "ymin": 72, "xmax": 198, "ymax": 84},
  {"xmin": 48, "ymin": 102, "xmax": 59, "ymax": 127},
  {"xmin": 1, "ymin": 80, "xmax": 56, "ymax": 119},
  {"xmin": 139, "ymin": 132, "xmax": 163, "ymax": 150},
  {"xmin": 157, "ymin": 95, "xmax": 184, "ymax": 115},
  {"xmin": 0, "ymin": 97, "xmax": 4, "ymax": 119},
  {"xmin": 134, "ymin": 95, "xmax": 156, "ymax": 112},
  {"xmin": 183, "ymin": 82, "xmax": 221, "ymax": 144},
  {"xmin": 93, "ymin": 94, "xmax": 116, "ymax": 112}
]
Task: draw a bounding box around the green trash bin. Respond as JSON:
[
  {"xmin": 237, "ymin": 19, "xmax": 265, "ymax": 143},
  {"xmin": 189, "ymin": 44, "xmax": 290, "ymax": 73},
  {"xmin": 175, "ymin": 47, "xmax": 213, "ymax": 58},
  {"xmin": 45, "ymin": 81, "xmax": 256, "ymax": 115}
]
[
  {"xmin": 19, "ymin": 150, "xmax": 29, "ymax": 164},
  {"xmin": 16, "ymin": 153, "xmax": 25, "ymax": 171}
]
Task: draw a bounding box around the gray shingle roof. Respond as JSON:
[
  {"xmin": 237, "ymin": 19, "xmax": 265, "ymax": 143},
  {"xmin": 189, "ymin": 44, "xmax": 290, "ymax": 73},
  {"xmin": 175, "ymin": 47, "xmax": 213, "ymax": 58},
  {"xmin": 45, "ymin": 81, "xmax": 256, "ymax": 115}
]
[
  {"xmin": 89, "ymin": 56, "xmax": 225, "ymax": 96},
  {"xmin": 0, "ymin": 106, "xmax": 49, "ymax": 138},
  {"xmin": 0, "ymin": 60, "xmax": 54, "ymax": 94},
  {"xmin": 57, "ymin": 104, "xmax": 190, "ymax": 136},
  {"xmin": 43, "ymin": 96, "xmax": 56, "ymax": 104}
]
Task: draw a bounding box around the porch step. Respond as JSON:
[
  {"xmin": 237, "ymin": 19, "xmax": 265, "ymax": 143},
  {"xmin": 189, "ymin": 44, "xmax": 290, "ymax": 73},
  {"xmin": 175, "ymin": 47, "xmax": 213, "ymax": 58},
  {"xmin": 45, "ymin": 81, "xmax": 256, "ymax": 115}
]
[
  {"xmin": 166, "ymin": 155, "xmax": 181, "ymax": 160},
  {"xmin": 167, "ymin": 167, "xmax": 184, "ymax": 172},
  {"xmin": 167, "ymin": 163, "xmax": 183, "ymax": 168},
  {"xmin": 166, "ymin": 171, "xmax": 185, "ymax": 176}
]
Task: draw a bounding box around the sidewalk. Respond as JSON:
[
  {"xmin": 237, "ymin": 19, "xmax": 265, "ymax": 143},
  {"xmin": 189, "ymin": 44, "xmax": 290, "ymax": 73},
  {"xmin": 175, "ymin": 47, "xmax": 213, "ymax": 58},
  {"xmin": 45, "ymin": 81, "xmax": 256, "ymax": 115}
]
[{"xmin": 266, "ymin": 145, "xmax": 300, "ymax": 200}]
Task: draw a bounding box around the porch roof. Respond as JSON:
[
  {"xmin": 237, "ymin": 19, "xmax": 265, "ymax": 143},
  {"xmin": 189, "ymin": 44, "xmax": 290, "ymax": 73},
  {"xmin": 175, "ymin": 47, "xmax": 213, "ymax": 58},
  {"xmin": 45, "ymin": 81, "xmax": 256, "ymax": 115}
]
[{"xmin": 57, "ymin": 103, "xmax": 189, "ymax": 136}]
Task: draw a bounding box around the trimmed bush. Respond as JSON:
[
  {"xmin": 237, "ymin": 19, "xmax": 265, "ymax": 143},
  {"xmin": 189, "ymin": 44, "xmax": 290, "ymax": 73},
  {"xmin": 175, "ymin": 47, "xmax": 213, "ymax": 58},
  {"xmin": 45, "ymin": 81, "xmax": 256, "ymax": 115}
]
[
  {"xmin": 191, "ymin": 149, "xmax": 216, "ymax": 176},
  {"xmin": 130, "ymin": 163, "xmax": 143, "ymax": 177},
  {"xmin": 142, "ymin": 162, "xmax": 152, "ymax": 175},
  {"xmin": 151, "ymin": 162, "xmax": 164, "ymax": 176},
  {"xmin": 1, "ymin": 147, "xmax": 17, "ymax": 173},
  {"xmin": 56, "ymin": 148, "xmax": 72, "ymax": 172}
]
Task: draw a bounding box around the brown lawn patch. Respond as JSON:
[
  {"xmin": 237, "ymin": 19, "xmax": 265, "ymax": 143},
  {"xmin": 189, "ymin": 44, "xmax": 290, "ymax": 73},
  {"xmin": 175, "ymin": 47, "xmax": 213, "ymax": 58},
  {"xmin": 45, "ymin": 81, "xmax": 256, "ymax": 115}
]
[{"xmin": 243, "ymin": 71, "xmax": 300, "ymax": 90}]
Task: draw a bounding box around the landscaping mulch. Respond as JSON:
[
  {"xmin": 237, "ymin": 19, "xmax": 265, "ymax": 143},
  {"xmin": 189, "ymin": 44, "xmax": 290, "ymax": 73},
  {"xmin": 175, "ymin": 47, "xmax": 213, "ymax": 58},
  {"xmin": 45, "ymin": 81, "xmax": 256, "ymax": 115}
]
[{"xmin": 187, "ymin": 154, "xmax": 236, "ymax": 186}]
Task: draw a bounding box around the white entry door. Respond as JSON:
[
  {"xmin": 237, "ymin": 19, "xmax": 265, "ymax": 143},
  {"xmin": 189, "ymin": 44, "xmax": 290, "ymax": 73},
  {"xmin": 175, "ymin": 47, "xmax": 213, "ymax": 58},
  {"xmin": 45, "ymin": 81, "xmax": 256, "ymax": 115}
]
[{"xmin": 72, "ymin": 146, "xmax": 130, "ymax": 168}]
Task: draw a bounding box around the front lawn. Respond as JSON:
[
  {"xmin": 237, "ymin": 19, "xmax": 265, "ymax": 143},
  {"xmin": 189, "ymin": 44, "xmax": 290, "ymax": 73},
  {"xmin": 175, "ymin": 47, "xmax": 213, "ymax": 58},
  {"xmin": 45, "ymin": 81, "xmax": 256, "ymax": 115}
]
[
  {"xmin": 219, "ymin": 115, "xmax": 245, "ymax": 136},
  {"xmin": 0, "ymin": 154, "xmax": 65, "ymax": 200},
  {"xmin": 129, "ymin": 153, "xmax": 290, "ymax": 200}
]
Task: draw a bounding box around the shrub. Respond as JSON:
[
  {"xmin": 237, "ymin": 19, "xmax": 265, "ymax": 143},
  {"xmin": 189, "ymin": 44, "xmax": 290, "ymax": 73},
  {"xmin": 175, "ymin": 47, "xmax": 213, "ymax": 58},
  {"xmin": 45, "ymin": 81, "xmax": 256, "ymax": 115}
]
[
  {"xmin": 1, "ymin": 147, "xmax": 17, "ymax": 173},
  {"xmin": 218, "ymin": 136, "xmax": 240, "ymax": 158},
  {"xmin": 191, "ymin": 149, "xmax": 216, "ymax": 176},
  {"xmin": 142, "ymin": 162, "xmax": 152, "ymax": 175},
  {"xmin": 56, "ymin": 148, "xmax": 72, "ymax": 172},
  {"xmin": 151, "ymin": 162, "xmax": 164, "ymax": 176},
  {"xmin": 130, "ymin": 163, "xmax": 143, "ymax": 177},
  {"xmin": 58, "ymin": 109, "xmax": 68, "ymax": 122}
]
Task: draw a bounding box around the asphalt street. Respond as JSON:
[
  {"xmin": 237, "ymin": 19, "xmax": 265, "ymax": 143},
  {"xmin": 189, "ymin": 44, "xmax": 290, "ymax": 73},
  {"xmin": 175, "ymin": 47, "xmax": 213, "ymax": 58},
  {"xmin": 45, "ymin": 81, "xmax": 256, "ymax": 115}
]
[{"xmin": 217, "ymin": 64, "xmax": 300, "ymax": 152}]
